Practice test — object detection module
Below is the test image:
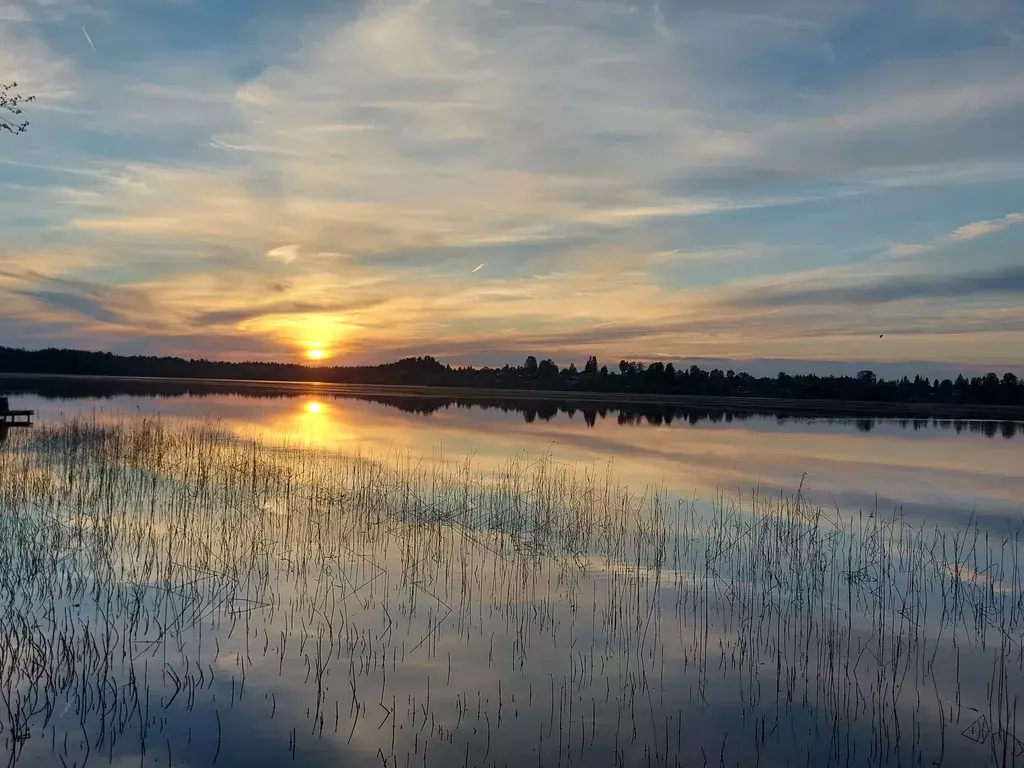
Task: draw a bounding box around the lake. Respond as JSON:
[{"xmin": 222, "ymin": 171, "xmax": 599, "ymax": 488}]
[
  {"xmin": 0, "ymin": 376, "xmax": 1022, "ymax": 766},
  {"xmin": 5, "ymin": 376, "xmax": 1023, "ymax": 527}
]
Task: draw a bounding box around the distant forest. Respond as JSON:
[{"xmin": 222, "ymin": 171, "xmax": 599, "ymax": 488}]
[{"xmin": 1, "ymin": 346, "xmax": 1023, "ymax": 407}]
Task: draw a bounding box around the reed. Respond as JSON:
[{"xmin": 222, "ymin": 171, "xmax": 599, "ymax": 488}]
[{"xmin": 0, "ymin": 415, "xmax": 1020, "ymax": 766}]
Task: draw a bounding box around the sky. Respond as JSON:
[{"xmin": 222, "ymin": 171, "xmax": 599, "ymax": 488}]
[{"xmin": 1, "ymin": 0, "xmax": 1023, "ymax": 374}]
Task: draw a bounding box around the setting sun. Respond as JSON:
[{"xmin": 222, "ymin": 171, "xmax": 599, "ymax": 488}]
[
  {"xmin": 305, "ymin": 401, "xmax": 324, "ymax": 414},
  {"xmin": 305, "ymin": 339, "xmax": 330, "ymax": 361}
]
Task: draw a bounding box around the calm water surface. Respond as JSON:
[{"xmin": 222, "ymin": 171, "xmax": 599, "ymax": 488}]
[
  {"xmin": 1, "ymin": 378, "xmax": 1023, "ymax": 767},
  {"xmin": 5, "ymin": 377, "xmax": 1023, "ymax": 526}
]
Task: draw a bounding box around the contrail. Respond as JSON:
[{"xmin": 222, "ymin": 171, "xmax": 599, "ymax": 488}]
[
  {"xmin": 471, "ymin": 263, "xmax": 486, "ymax": 273},
  {"xmin": 82, "ymin": 26, "xmax": 96, "ymax": 52}
]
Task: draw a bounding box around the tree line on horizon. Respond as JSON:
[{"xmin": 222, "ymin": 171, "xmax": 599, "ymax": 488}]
[{"xmin": 1, "ymin": 346, "xmax": 1022, "ymax": 407}]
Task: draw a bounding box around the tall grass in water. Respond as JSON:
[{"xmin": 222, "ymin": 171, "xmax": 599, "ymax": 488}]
[{"xmin": 0, "ymin": 415, "xmax": 1021, "ymax": 767}]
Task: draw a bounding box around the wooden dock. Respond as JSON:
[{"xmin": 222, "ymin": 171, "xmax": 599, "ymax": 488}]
[
  {"xmin": 0, "ymin": 410, "xmax": 33, "ymax": 425},
  {"xmin": 0, "ymin": 397, "xmax": 34, "ymax": 426}
]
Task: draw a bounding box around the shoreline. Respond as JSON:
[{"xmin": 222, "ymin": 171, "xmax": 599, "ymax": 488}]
[{"xmin": 3, "ymin": 371, "xmax": 1024, "ymax": 420}]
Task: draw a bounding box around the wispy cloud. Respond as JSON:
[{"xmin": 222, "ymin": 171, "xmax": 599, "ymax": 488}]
[
  {"xmin": 731, "ymin": 265, "xmax": 1024, "ymax": 309},
  {"xmin": 194, "ymin": 297, "xmax": 389, "ymax": 328},
  {"xmin": 886, "ymin": 243, "xmax": 936, "ymax": 258},
  {"xmin": 266, "ymin": 244, "xmax": 300, "ymax": 264},
  {"xmin": 3, "ymin": 274, "xmax": 155, "ymax": 326},
  {"xmin": 888, "ymin": 212, "xmax": 1024, "ymax": 256},
  {"xmin": 576, "ymin": 195, "xmax": 821, "ymax": 226},
  {"xmin": 949, "ymin": 212, "xmax": 1024, "ymax": 242}
]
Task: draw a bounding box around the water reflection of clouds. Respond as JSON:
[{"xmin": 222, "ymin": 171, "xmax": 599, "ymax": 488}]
[
  {"xmin": 346, "ymin": 404, "xmax": 1024, "ymax": 522},
  {"xmin": 17, "ymin": 389, "xmax": 1024, "ymax": 526},
  {"xmin": 6, "ymin": 415, "xmax": 1017, "ymax": 768}
]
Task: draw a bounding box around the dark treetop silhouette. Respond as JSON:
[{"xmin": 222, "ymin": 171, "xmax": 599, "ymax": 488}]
[
  {"xmin": 0, "ymin": 83, "xmax": 33, "ymax": 136},
  {"xmin": 2, "ymin": 346, "xmax": 1023, "ymax": 411}
]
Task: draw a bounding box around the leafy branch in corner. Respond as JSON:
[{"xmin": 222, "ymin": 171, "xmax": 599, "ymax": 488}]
[{"xmin": 1, "ymin": 82, "xmax": 35, "ymax": 136}]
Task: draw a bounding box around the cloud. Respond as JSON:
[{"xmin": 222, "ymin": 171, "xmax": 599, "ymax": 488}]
[
  {"xmin": 948, "ymin": 212, "xmax": 1024, "ymax": 242},
  {"xmin": 576, "ymin": 195, "xmax": 818, "ymax": 225},
  {"xmin": 886, "ymin": 243, "xmax": 936, "ymax": 258},
  {"xmin": 888, "ymin": 212, "xmax": 1024, "ymax": 256},
  {"xmin": 194, "ymin": 297, "xmax": 389, "ymax": 327},
  {"xmin": 54, "ymin": 0, "xmax": 854, "ymax": 257},
  {"xmin": 265, "ymin": 244, "xmax": 300, "ymax": 264},
  {"xmin": 731, "ymin": 265, "xmax": 1024, "ymax": 309},
  {"xmin": 14, "ymin": 290, "xmax": 127, "ymax": 324},
  {"xmin": 648, "ymin": 243, "xmax": 778, "ymax": 263},
  {"xmin": 5, "ymin": 274, "xmax": 155, "ymax": 325}
]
